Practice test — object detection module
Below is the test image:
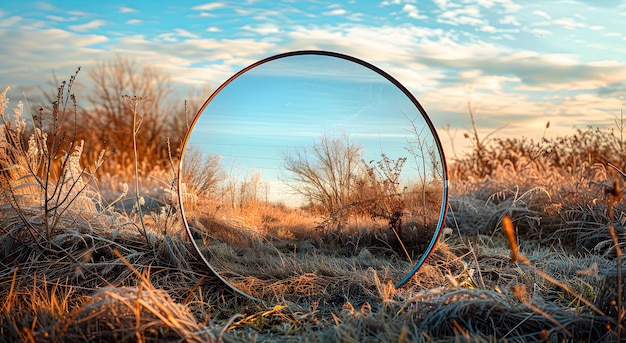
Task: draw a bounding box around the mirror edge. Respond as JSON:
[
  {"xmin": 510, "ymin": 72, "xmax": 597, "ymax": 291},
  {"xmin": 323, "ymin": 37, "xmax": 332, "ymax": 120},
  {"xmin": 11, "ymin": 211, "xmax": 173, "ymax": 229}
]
[{"xmin": 177, "ymin": 49, "xmax": 450, "ymax": 298}]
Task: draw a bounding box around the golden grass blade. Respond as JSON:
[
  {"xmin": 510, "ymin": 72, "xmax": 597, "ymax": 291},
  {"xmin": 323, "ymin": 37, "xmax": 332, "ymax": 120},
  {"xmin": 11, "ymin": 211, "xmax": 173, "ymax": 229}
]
[{"xmin": 501, "ymin": 213, "xmax": 530, "ymax": 266}]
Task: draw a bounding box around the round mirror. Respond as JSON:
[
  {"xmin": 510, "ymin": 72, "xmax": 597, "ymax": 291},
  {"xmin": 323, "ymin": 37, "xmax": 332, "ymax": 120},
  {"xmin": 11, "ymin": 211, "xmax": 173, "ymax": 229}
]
[{"xmin": 178, "ymin": 50, "xmax": 448, "ymax": 301}]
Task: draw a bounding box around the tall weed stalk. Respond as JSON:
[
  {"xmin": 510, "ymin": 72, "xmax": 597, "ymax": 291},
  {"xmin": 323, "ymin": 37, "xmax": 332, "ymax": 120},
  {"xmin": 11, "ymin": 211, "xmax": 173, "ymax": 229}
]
[
  {"xmin": 122, "ymin": 95, "xmax": 152, "ymax": 247},
  {"xmin": 0, "ymin": 70, "xmax": 108, "ymax": 239}
]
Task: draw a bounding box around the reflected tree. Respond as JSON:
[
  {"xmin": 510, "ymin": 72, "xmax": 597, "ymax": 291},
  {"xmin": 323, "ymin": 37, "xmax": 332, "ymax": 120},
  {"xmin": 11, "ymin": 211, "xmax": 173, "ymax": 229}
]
[
  {"xmin": 281, "ymin": 130, "xmax": 363, "ymax": 218},
  {"xmin": 238, "ymin": 170, "xmax": 263, "ymax": 209},
  {"xmin": 404, "ymin": 114, "xmax": 442, "ymax": 211}
]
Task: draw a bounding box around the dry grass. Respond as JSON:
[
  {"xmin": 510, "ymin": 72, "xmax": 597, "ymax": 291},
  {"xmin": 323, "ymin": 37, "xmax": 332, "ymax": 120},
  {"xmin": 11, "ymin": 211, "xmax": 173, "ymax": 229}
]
[{"xmin": 1, "ymin": 85, "xmax": 625, "ymax": 342}]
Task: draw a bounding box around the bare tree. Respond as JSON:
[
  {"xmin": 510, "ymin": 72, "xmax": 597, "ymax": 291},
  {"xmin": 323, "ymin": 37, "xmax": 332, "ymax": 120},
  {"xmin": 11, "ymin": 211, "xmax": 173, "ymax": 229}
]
[
  {"xmin": 80, "ymin": 56, "xmax": 189, "ymax": 175},
  {"xmin": 281, "ymin": 130, "xmax": 363, "ymax": 216},
  {"xmin": 213, "ymin": 165, "xmax": 265, "ymax": 211},
  {"xmin": 238, "ymin": 170, "xmax": 262, "ymax": 209}
]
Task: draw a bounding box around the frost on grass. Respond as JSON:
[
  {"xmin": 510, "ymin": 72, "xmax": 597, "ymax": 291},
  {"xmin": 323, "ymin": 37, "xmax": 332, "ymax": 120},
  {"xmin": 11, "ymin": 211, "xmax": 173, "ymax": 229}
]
[{"xmin": 1, "ymin": 82, "xmax": 625, "ymax": 341}]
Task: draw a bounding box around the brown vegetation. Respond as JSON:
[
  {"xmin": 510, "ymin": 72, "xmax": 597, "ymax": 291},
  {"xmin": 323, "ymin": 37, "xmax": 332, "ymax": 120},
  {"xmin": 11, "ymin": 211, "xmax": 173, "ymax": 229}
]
[{"xmin": 1, "ymin": 70, "xmax": 625, "ymax": 342}]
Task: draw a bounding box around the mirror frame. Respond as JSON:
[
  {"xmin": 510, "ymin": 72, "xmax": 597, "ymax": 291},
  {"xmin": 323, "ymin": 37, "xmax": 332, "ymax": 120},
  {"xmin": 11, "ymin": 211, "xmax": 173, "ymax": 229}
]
[{"xmin": 177, "ymin": 50, "xmax": 449, "ymax": 300}]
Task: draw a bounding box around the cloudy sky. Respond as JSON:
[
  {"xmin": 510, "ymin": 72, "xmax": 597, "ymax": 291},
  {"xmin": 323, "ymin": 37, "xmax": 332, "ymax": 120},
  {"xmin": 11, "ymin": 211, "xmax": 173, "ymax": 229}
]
[{"xmin": 1, "ymin": 0, "xmax": 625, "ymax": 159}]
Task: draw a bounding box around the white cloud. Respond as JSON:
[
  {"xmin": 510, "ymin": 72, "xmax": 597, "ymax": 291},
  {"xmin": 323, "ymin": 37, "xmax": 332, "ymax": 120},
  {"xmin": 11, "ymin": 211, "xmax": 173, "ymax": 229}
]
[
  {"xmin": 460, "ymin": 69, "xmax": 482, "ymax": 79},
  {"xmin": 499, "ymin": 15, "xmax": 519, "ymax": 26},
  {"xmin": 69, "ymin": 20, "xmax": 106, "ymax": 32},
  {"xmin": 154, "ymin": 34, "xmax": 176, "ymax": 43},
  {"xmin": 472, "ymin": 0, "xmax": 495, "ymax": 9},
  {"xmin": 379, "ymin": 0, "xmax": 416, "ymax": 6},
  {"xmin": 380, "ymin": 0, "xmax": 398, "ymax": 6},
  {"xmin": 532, "ymin": 10, "xmax": 551, "ymax": 20},
  {"xmin": 283, "ymin": 24, "xmax": 445, "ymax": 66},
  {"xmin": 67, "ymin": 11, "xmax": 89, "ymax": 17},
  {"xmin": 560, "ymin": 93, "xmax": 623, "ymax": 118},
  {"xmin": 498, "ymin": 0, "xmax": 521, "ymax": 13},
  {"xmin": 155, "ymin": 28, "xmax": 199, "ymax": 42},
  {"xmin": 45, "ymin": 14, "xmax": 83, "ymax": 23},
  {"xmin": 542, "ymin": 54, "xmax": 577, "ymax": 66},
  {"xmin": 191, "ymin": 3, "xmax": 225, "ymax": 11},
  {"xmin": 471, "ymin": 74, "xmax": 520, "ymax": 93},
  {"xmin": 438, "ymin": 6, "xmax": 485, "ymax": 26},
  {"xmin": 109, "ymin": 34, "xmax": 277, "ymax": 86},
  {"xmin": 347, "ymin": 13, "xmax": 364, "ymax": 21},
  {"xmin": 323, "ymin": 8, "xmax": 348, "ymax": 16},
  {"xmin": 462, "ymin": 0, "xmax": 520, "ymax": 12},
  {"xmin": 0, "ymin": 15, "xmax": 22, "ymax": 27},
  {"xmin": 173, "ymin": 28, "xmax": 199, "ymax": 38},
  {"xmin": 432, "ymin": 0, "xmax": 456, "ymax": 10},
  {"xmin": 0, "ymin": 28, "xmax": 109, "ymax": 84},
  {"xmin": 234, "ymin": 8, "xmax": 254, "ymax": 16},
  {"xmin": 126, "ymin": 19, "xmax": 142, "ymax": 25},
  {"xmin": 119, "ymin": 6, "xmax": 137, "ymax": 14},
  {"xmin": 402, "ymin": 4, "xmax": 427, "ymax": 19},
  {"xmin": 74, "ymin": 33, "xmax": 109, "ymax": 47},
  {"xmin": 248, "ymin": 8, "xmax": 284, "ymax": 21},
  {"xmin": 242, "ymin": 23, "xmax": 280, "ymax": 35},
  {"xmin": 207, "ymin": 26, "xmax": 221, "ymax": 32},
  {"xmin": 323, "ymin": 4, "xmax": 347, "ymax": 16},
  {"xmin": 553, "ymin": 17, "xmax": 587, "ymax": 30},
  {"xmin": 420, "ymin": 82, "xmax": 620, "ymax": 151}
]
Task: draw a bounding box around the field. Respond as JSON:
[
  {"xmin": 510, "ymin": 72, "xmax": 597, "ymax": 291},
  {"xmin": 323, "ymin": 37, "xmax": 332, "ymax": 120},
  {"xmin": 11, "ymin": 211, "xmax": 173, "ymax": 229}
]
[{"xmin": 1, "ymin": 82, "xmax": 625, "ymax": 342}]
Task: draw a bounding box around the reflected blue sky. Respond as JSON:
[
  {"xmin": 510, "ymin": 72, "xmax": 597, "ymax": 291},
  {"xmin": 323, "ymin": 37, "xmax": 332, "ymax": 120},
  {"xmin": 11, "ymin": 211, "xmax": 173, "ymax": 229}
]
[{"xmin": 187, "ymin": 54, "xmax": 440, "ymax": 202}]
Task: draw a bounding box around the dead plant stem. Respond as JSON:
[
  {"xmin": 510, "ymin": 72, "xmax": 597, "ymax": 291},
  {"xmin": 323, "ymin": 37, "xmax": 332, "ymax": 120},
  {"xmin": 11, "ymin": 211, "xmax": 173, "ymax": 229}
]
[{"xmin": 125, "ymin": 95, "xmax": 152, "ymax": 249}]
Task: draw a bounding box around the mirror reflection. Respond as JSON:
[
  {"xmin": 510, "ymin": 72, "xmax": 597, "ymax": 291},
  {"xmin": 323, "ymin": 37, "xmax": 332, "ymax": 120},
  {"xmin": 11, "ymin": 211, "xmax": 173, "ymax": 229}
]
[{"xmin": 180, "ymin": 52, "xmax": 447, "ymax": 301}]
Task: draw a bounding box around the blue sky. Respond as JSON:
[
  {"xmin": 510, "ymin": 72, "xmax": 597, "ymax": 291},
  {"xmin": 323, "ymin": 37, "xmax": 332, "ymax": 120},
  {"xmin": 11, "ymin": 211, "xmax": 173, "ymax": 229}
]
[{"xmin": 1, "ymin": 0, "xmax": 625, "ymax": 160}]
